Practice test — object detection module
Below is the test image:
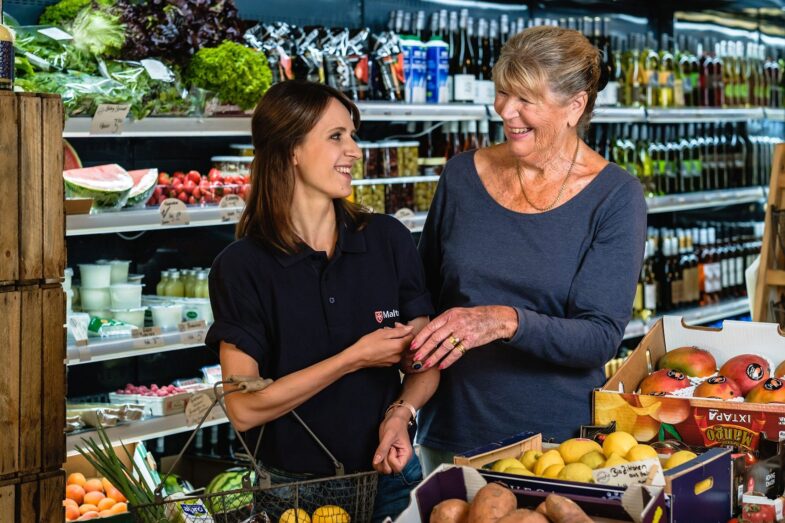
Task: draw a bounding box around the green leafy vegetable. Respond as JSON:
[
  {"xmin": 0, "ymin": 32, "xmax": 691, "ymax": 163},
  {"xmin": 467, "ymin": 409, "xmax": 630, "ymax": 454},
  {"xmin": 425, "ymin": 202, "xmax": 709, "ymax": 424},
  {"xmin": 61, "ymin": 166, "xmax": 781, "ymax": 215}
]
[
  {"xmin": 15, "ymin": 71, "xmax": 133, "ymax": 117},
  {"xmin": 188, "ymin": 41, "xmax": 273, "ymax": 110},
  {"xmin": 38, "ymin": 0, "xmax": 113, "ymax": 28},
  {"xmin": 13, "ymin": 27, "xmax": 98, "ymax": 74},
  {"xmin": 71, "ymin": 8, "xmax": 125, "ymax": 57}
]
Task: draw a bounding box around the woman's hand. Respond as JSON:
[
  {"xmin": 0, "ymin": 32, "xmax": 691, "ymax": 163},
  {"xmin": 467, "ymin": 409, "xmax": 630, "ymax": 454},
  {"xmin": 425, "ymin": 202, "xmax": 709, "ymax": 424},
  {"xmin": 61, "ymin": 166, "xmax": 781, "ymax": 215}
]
[
  {"xmin": 345, "ymin": 323, "xmax": 414, "ymax": 371},
  {"xmin": 410, "ymin": 306, "xmax": 518, "ymax": 370},
  {"xmin": 373, "ymin": 411, "xmax": 413, "ymax": 474}
]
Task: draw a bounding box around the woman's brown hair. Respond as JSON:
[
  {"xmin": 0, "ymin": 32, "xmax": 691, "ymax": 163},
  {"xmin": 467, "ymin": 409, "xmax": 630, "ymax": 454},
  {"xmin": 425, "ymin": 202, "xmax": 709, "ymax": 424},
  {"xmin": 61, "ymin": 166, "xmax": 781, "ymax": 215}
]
[{"xmin": 237, "ymin": 81, "xmax": 369, "ymax": 253}]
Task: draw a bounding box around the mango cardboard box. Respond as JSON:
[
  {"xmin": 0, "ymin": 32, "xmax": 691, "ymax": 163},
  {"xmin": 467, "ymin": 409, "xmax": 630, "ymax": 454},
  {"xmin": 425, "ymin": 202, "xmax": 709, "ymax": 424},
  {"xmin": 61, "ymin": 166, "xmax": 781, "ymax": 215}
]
[
  {"xmin": 395, "ymin": 464, "xmax": 666, "ymax": 523},
  {"xmin": 450, "ymin": 431, "xmax": 731, "ymax": 523},
  {"xmin": 594, "ymin": 317, "xmax": 785, "ymax": 453}
]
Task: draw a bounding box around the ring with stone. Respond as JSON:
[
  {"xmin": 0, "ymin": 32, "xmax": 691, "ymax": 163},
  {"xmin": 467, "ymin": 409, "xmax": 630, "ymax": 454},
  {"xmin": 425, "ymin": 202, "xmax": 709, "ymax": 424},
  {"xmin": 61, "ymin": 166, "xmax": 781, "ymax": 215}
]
[{"xmin": 449, "ymin": 336, "xmax": 461, "ymax": 347}]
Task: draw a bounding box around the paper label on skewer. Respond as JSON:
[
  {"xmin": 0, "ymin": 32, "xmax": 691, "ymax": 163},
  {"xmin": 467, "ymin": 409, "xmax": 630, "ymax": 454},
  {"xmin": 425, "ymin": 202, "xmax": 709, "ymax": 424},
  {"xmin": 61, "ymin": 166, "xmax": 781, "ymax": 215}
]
[
  {"xmin": 159, "ymin": 198, "xmax": 190, "ymax": 226},
  {"xmin": 184, "ymin": 393, "xmax": 214, "ymax": 426},
  {"xmin": 90, "ymin": 104, "xmax": 130, "ymax": 135},
  {"xmin": 38, "ymin": 27, "xmax": 73, "ymax": 41},
  {"xmin": 219, "ymin": 195, "xmax": 245, "ymax": 222}
]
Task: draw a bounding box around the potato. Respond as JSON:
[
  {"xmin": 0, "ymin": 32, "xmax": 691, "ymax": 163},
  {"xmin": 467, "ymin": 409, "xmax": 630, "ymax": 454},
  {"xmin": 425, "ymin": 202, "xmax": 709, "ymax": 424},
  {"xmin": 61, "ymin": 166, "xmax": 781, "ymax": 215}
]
[
  {"xmin": 467, "ymin": 483, "xmax": 517, "ymax": 523},
  {"xmin": 536, "ymin": 494, "xmax": 593, "ymax": 523},
  {"xmin": 496, "ymin": 509, "xmax": 549, "ymax": 523},
  {"xmin": 430, "ymin": 499, "xmax": 470, "ymax": 523}
]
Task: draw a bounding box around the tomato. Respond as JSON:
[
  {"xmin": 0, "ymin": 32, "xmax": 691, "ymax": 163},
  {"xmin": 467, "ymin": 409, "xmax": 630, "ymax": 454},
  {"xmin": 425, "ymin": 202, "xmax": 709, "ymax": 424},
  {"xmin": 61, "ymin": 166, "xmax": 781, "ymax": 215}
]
[
  {"xmin": 188, "ymin": 196, "xmax": 196, "ymax": 205},
  {"xmin": 184, "ymin": 180, "xmax": 196, "ymax": 194},
  {"xmin": 208, "ymin": 168, "xmax": 222, "ymax": 182},
  {"xmin": 173, "ymin": 170, "xmax": 185, "ymax": 180},
  {"xmin": 177, "ymin": 191, "xmax": 188, "ymax": 203},
  {"xmin": 158, "ymin": 172, "xmax": 170, "ymax": 184},
  {"xmin": 192, "ymin": 187, "xmax": 201, "ymax": 199},
  {"xmin": 743, "ymin": 503, "xmax": 776, "ymax": 523},
  {"xmin": 187, "ymin": 170, "xmax": 202, "ymax": 184}
]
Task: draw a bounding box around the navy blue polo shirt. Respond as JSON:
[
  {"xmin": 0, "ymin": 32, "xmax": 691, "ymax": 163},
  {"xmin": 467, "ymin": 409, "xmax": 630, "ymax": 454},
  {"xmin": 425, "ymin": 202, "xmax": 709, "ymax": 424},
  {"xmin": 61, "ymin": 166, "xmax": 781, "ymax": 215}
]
[{"xmin": 205, "ymin": 212, "xmax": 433, "ymax": 475}]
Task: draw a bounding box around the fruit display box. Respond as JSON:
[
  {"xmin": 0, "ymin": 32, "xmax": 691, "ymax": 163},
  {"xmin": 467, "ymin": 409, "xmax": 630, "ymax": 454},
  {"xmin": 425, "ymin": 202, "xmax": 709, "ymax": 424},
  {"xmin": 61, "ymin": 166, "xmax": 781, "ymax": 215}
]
[
  {"xmin": 395, "ymin": 464, "xmax": 666, "ymax": 523},
  {"xmin": 594, "ymin": 317, "xmax": 785, "ymax": 453},
  {"xmin": 137, "ymin": 390, "xmax": 192, "ymax": 417},
  {"xmin": 452, "ymin": 432, "xmax": 732, "ymax": 523}
]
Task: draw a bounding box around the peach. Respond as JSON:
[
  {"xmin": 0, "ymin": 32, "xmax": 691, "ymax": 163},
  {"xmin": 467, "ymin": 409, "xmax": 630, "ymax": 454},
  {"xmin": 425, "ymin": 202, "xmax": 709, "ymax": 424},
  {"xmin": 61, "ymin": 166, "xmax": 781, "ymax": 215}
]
[
  {"xmin": 65, "ymin": 484, "xmax": 85, "ymax": 506},
  {"xmin": 96, "ymin": 497, "xmax": 116, "ymax": 511},
  {"xmin": 694, "ymin": 375, "xmax": 742, "ymax": 400},
  {"xmin": 65, "ymin": 504, "xmax": 80, "ymax": 521},
  {"xmin": 83, "ymin": 491, "xmax": 105, "ymax": 506},
  {"xmin": 110, "ymin": 502, "xmax": 128, "ymax": 514},
  {"xmin": 657, "ymin": 346, "xmax": 716, "ymax": 378},
  {"xmin": 67, "ymin": 472, "xmax": 86, "ymax": 487},
  {"xmin": 78, "ymin": 503, "xmax": 98, "ymax": 515},
  {"xmin": 746, "ymin": 378, "xmax": 785, "ymax": 404},
  {"xmin": 106, "ymin": 486, "xmax": 127, "ymax": 503},
  {"xmin": 83, "ymin": 478, "xmax": 104, "ymax": 493},
  {"xmin": 719, "ymin": 355, "xmax": 770, "ymax": 395},
  {"xmin": 639, "ymin": 369, "xmax": 691, "ymax": 395}
]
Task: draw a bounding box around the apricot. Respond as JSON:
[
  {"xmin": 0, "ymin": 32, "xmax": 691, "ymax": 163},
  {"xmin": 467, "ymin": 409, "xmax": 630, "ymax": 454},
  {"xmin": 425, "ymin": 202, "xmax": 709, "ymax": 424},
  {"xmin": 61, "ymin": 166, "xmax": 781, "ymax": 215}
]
[
  {"xmin": 83, "ymin": 491, "xmax": 105, "ymax": 506},
  {"xmin": 65, "ymin": 504, "xmax": 80, "ymax": 521},
  {"xmin": 96, "ymin": 497, "xmax": 116, "ymax": 511},
  {"xmin": 110, "ymin": 502, "xmax": 128, "ymax": 514},
  {"xmin": 83, "ymin": 478, "xmax": 104, "ymax": 493},
  {"xmin": 67, "ymin": 472, "xmax": 87, "ymax": 487},
  {"xmin": 65, "ymin": 484, "xmax": 85, "ymax": 506},
  {"xmin": 106, "ymin": 486, "xmax": 126, "ymax": 503},
  {"xmin": 78, "ymin": 503, "xmax": 98, "ymax": 515}
]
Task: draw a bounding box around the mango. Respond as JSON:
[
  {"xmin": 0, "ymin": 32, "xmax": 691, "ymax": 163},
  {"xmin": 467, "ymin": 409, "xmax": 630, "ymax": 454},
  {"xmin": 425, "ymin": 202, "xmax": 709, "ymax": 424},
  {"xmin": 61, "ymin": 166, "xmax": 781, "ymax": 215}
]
[
  {"xmin": 657, "ymin": 346, "xmax": 716, "ymax": 378},
  {"xmin": 694, "ymin": 375, "xmax": 742, "ymax": 400},
  {"xmin": 639, "ymin": 369, "xmax": 690, "ymax": 395},
  {"xmin": 719, "ymin": 354, "xmax": 770, "ymax": 395},
  {"xmin": 746, "ymin": 377, "xmax": 785, "ymax": 404}
]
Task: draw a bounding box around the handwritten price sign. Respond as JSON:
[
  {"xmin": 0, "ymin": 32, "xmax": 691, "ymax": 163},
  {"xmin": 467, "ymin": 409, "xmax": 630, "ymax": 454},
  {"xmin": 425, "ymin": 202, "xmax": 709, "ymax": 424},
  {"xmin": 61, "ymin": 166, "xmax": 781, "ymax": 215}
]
[
  {"xmin": 159, "ymin": 198, "xmax": 191, "ymax": 226},
  {"xmin": 90, "ymin": 104, "xmax": 131, "ymax": 135}
]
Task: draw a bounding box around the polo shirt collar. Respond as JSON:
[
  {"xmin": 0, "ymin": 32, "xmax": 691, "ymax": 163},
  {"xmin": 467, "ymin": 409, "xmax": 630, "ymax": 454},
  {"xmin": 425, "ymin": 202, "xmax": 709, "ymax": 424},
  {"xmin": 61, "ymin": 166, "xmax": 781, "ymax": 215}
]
[{"xmin": 273, "ymin": 205, "xmax": 366, "ymax": 267}]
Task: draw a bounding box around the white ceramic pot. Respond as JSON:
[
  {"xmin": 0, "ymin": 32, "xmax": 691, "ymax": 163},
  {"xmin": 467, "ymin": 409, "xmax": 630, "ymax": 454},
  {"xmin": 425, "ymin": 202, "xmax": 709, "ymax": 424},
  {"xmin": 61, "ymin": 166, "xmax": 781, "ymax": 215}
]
[
  {"xmin": 109, "ymin": 284, "xmax": 144, "ymax": 309},
  {"xmin": 79, "ymin": 264, "xmax": 112, "ymax": 289}
]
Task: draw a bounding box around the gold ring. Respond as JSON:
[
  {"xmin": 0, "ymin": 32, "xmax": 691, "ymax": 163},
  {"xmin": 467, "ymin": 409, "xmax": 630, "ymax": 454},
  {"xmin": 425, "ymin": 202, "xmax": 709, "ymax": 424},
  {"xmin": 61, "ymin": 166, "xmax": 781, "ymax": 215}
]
[
  {"xmin": 455, "ymin": 343, "xmax": 466, "ymax": 355},
  {"xmin": 449, "ymin": 336, "xmax": 461, "ymax": 347}
]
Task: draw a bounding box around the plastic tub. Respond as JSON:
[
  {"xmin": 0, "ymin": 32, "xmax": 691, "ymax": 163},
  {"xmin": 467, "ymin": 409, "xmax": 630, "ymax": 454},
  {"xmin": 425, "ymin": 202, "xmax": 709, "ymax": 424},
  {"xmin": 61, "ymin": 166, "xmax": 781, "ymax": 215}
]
[
  {"xmin": 63, "ymin": 268, "xmax": 73, "ymax": 290},
  {"xmin": 65, "ymin": 289, "xmax": 73, "ymax": 312},
  {"xmin": 79, "ymin": 264, "xmax": 112, "ymax": 289},
  {"xmin": 86, "ymin": 309, "xmax": 112, "ymax": 319},
  {"xmin": 109, "ymin": 283, "xmax": 144, "ymax": 309},
  {"xmin": 108, "ymin": 260, "xmax": 131, "ymax": 284},
  {"xmin": 80, "ymin": 287, "xmax": 111, "ymax": 310},
  {"xmin": 181, "ymin": 298, "xmax": 213, "ymax": 323},
  {"xmin": 111, "ymin": 307, "xmax": 147, "ymax": 328},
  {"xmin": 151, "ymin": 303, "xmax": 183, "ymax": 329},
  {"xmin": 127, "ymin": 273, "xmax": 144, "ymax": 284}
]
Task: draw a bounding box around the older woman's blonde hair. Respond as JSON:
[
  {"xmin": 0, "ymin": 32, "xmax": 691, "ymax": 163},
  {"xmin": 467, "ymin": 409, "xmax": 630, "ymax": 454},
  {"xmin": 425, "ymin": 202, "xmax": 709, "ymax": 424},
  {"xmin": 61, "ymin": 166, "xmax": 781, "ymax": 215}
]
[{"xmin": 493, "ymin": 26, "xmax": 602, "ymax": 133}]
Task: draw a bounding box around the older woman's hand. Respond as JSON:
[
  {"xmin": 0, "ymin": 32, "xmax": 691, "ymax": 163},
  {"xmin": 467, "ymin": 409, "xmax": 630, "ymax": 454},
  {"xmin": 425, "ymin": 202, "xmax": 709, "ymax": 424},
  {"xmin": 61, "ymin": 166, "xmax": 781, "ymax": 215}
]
[{"xmin": 410, "ymin": 305, "xmax": 518, "ymax": 370}]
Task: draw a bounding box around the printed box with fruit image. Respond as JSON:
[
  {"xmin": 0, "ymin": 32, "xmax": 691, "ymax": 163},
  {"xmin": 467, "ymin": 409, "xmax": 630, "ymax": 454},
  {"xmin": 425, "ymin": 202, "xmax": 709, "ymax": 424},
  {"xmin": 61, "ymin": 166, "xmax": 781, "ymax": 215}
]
[
  {"xmin": 594, "ymin": 317, "xmax": 785, "ymax": 454},
  {"xmin": 451, "ymin": 430, "xmax": 731, "ymax": 522}
]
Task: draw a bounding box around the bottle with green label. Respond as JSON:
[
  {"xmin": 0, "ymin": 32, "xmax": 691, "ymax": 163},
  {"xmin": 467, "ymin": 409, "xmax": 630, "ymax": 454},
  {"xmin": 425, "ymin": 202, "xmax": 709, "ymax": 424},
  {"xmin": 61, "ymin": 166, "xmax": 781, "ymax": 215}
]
[{"xmin": 0, "ymin": 0, "xmax": 14, "ymax": 91}]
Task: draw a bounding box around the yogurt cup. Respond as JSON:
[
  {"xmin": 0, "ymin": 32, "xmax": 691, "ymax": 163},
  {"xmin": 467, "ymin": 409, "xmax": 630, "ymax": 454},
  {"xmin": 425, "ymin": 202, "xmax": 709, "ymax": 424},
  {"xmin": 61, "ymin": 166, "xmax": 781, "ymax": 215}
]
[
  {"xmin": 80, "ymin": 287, "xmax": 111, "ymax": 310},
  {"xmin": 111, "ymin": 307, "xmax": 147, "ymax": 328},
  {"xmin": 109, "ymin": 283, "xmax": 144, "ymax": 309},
  {"xmin": 98, "ymin": 259, "xmax": 131, "ymax": 284},
  {"xmin": 79, "ymin": 264, "xmax": 112, "ymax": 289},
  {"xmin": 151, "ymin": 304, "xmax": 183, "ymax": 329}
]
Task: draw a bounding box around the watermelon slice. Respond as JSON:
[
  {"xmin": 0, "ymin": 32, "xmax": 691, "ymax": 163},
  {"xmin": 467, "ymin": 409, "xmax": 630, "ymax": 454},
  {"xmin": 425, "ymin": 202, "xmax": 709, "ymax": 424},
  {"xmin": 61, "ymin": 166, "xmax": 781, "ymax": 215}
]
[
  {"xmin": 63, "ymin": 164, "xmax": 134, "ymax": 210},
  {"xmin": 124, "ymin": 168, "xmax": 159, "ymax": 208},
  {"xmin": 63, "ymin": 140, "xmax": 82, "ymax": 171}
]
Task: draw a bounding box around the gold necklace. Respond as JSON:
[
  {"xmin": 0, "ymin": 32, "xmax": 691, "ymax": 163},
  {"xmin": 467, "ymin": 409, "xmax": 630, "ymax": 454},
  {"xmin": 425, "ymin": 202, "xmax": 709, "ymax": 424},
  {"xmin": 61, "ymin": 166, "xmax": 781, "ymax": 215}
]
[{"xmin": 516, "ymin": 138, "xmax": 581, "ymax": 212}]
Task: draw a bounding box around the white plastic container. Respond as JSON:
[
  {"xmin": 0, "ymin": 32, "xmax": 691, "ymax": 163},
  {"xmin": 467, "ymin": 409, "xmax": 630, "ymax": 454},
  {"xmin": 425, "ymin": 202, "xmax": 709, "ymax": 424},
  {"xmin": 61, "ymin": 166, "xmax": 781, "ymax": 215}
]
[
  {"xmin": 80, "ymin": 287, "xmax": 111, "ymax": 310},
  {"xmin": 137, "ymin": 391, "xmax": 191, "ymax": 416},
  {"xmin": 111, "ymin": 307, "xmax": 147, "ymax": 328},
  {"xmin": 65, "ymin": 289, "xmax": 73, "ymax": 313},
  {"xmin": 79, "ymin": 264, "xmax": 112, "ymax": 289},
  {"xmin": 86, "ymin": 309, "xmax": 112, "ymax": 319},
  {"xmin": 63, "ymin": 268, "xmax": 73, "ymax": 290},
  {"xmin": 151, "ymin": 303, "xmax": 183, "ymax": 329},
  {"xmin": 108, "ymin": 260, "xmax": 131, "ymax": 284},
  {"xmin": 109, "ymin": 283, "xmax": 144, "ymax": 308},
  {"xmin": 127, "ymin": 274, "xmax": 144, "ymax": 284},
  {"xmin": 181, "ymin": 298, "xmax": 213, "ymax": 323}
]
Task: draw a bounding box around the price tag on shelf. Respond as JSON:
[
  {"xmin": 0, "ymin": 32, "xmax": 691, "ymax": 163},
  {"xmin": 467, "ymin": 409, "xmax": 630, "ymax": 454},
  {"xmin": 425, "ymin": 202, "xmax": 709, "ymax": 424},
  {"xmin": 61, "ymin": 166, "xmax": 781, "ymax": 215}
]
[
  {"xmin": 68, "ymin": 316, "xmax": 89, "ymax": 345},
  {"xmin": 180, "ymin": 329, "xmax": 205, "ymax": 345},
  {"xmin": 77, "ymin": 344, "xmax": 90, "ymax": 363},
  {"xmin": 393, "ymin": 208, "xmax": 416, "ymax": 231},
  {"xmin": 38, "ymin": 27, "xmax": 73, "ymax": 41},
  {"xmin": 90, "ymin": 104, "xmax": 131, "ymax": 135},
  {"xmin": 132, "ymin": 326, "xmax": 162, "ymax": 338},
  {"xmin": 184, "ymin": 392, "xmax": 214, "ymax": 426},
  {"xmin": 178, "ymin": 320, "xmax": 207, "ymax": 332},
  {"xmin": 159, "ymin": 198, "xmax": 190, "ymax": 226},
  {"xmin": 141, "ymin": 59, "xmax": 175, "ymax": 82},
  {"xmin": 132, "ymin": 336, "xmax": 165, "ymax": 350},
  {"xmin": 592, "ymin": 459, "xmax": 664, "ymax": 488},
  {"xmin": 219, "ymin": 195, "xmax": 245, "ymax": 222}
]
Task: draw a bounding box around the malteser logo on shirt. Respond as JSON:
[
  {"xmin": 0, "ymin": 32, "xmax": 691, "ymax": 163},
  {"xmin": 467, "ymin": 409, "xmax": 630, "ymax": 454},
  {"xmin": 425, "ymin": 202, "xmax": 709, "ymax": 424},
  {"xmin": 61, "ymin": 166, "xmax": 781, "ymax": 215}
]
[{"xmin": 374, "ymin": 309, "xmax": 400, "ymax": 323}]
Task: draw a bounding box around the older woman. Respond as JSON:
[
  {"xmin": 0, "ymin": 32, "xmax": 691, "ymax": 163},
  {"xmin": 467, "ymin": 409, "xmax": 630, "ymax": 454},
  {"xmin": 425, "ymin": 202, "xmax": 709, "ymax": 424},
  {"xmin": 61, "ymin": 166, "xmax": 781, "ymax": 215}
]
[{"xmin": 410, "ymin": 26, "xmax": 647, "ymax": 473}]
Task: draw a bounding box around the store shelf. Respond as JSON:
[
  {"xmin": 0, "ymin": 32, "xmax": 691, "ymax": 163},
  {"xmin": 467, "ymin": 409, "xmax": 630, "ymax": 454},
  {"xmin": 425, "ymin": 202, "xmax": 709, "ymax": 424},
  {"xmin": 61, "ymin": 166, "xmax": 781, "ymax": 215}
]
[
  {"xmin": 357, "ymin": 102, "xmax": 487, "ymax": 121},
  {"xmin": 67, "ymin": 327, "xmax": 207, "ymax": 366},
  {"xmin": 352, "ymin": 175, "xmax": 439, "ymax": 186},
  {"xmin": 63, "ymin": 117, "xmax": 252, "ymax": 138},
  {"xmin": 66, "ymin": 406, "xmax": 228, "ymax": 457},
  {"xmin": 646, "ymin": 107, "xmax": 765, "ymax": 123},
  {"xmin": 646, "ymin": 187, "xmax": 765, "ymax": 214},
  {"xmin": 593, "ymin": 107, "xmax": 647, "ymax": 122},
  {"xmin": 765, "ymin": 108, "xmax": 785, "ymax": 121},
  {"xmin": 623, "ymin": 297, "xmax": 750, "ymax": 340}
]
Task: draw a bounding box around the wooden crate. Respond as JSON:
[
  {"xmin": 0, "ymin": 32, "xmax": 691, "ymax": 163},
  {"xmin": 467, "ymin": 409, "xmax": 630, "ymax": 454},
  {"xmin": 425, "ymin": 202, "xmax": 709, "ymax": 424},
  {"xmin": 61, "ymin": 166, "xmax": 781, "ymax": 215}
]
[
  {"xmin": 19, "ymin": 286, "xmax": 42, "ymax": 475},
  {"xmin": 0, "ymin": 92, "xmax": 19, "ymax": 285},
  {"xmin": 42, "ymin": 285, "xmax": 66, "ymax": 472},
  {"xmin": 41, "ymin": 95, "xmax": 66, "ymax": 283},
  {"xmin": 15, "ymin": 470, "xmax": 64, "ymax": 523},
  {"xmin": 0, "ymin": 476, "xmax": 17, "ymax": 520},
  {"xmin": 0, "ymin": 290, "xmax": 21, "ymax": 479},
  {"xmin": 17, "ymin": 93, "xmax": 44, "ymax": 284}
]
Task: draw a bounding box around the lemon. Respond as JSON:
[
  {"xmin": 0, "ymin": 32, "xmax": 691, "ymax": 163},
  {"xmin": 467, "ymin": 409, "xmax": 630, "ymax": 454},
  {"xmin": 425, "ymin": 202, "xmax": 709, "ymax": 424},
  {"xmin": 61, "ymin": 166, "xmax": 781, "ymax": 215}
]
[
  {"xmin": 542, "ymin": 464, "xmax": 565, "ymax": 478},
  {"xmin": 602, "ymin": 431, "xmax": 638, "ymax": 459},
  {"xmin": 558, "ymin": 438, "xmax": 603, "ymax": 464},
  {"xmin": 280, "ymin": 509, "xmax": 311, "ymax": 523},
  {"xmin": 519, "ymin": 450, "xmax": 543, "ymax": 470},
  {"xmin": 491, "ymin": 458, "xmax": 524, "ymax": 473},
  {"xmin": 626, "ymin": 444, "xmax": 659, "ymax": 463},
  {"xmin": 664, "ymin": 451, "xmax": 697, "ymax": 470},
  {"xmin": 312, "ymin": 506, "xmax": 350, "ymax": 523},
  {"xmin": 579, "ymin": 451, "xmax": 606, "ymax": 470},
  {"xmin": 533, "ymin": 449, "xmax": 565, "ymax": 476},
  {"xmin": 557, "ymin": 463, "xmax": 595, "ymax": 483},
  {"xmin": 603, "ymin": 453, "xmax": 629, "ymax": 468},
  {"xmin": 504, "ymin": 466, "xmax": 535, "ymax": 476}
]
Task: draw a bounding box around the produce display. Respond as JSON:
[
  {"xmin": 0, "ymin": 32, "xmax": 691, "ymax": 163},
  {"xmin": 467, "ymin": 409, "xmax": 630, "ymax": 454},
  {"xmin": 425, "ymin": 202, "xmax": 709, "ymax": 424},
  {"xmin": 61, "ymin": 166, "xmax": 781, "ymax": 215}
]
[
  {"xmin": 148, "ymin": 168, "xmax": 251, "ymax": 207},
  {"xmin": 63, "ymin": 164, "xmax": 136, "ymax": 210},
  {"xmin": 114, "ymin": 383, "xmax": 188, "ymax": 399},
  {"xmin": 64, "ymin": 472, "xmax": 128, "ymax": 520}
]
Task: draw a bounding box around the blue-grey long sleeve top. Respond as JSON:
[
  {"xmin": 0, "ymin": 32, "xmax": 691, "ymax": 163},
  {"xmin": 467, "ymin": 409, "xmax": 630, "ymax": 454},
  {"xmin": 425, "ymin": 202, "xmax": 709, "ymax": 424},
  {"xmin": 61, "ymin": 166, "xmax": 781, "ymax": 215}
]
[{"xmin": 416, "ymin": 150, "xmax": 647, "ymax": 451}]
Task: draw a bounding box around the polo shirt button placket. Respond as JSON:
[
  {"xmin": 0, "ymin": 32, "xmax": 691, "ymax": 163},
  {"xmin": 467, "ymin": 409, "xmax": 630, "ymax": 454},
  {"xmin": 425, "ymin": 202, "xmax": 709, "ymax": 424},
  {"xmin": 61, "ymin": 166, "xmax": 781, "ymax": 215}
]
[{"xmin": 329, "ymin": 297, "xmax": 335, "ymax": 304}]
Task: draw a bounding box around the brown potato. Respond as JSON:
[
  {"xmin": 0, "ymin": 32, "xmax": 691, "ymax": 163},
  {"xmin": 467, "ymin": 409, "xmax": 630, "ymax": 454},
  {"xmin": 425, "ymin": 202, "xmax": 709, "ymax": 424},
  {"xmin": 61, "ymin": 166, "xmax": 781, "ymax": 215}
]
[
  {"xmin": 496, "ymin": 509, "xmax": 549, "ymax": 523},
  {"xmin": 539, "ymin": 494, "xmax": 593, "ymax": 523},
  {"xmin": 467, "ymin": 483, "xmax": 517, "ymax": 523},
  {"xmin": 430, "ymin": 499, "xmax": 471, "ymax": 523}
]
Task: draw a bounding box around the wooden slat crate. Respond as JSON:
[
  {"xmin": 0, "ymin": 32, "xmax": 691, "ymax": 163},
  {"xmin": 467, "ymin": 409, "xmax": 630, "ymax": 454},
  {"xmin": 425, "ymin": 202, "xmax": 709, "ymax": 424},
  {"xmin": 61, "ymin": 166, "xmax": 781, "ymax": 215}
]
[
  {"xmin": 0, "ymin": 476, "xmax": 15, "ymax": 519},
  {"xmin": 0, "ymin": 92, "xmax": 19, "ymax": 285},
  {"xmin": 41, "ymin": 95, "xmax": 66, "ymax": 283},
  {"xmin": 19, "ymin": 286, "xmax": 42, "ymax": 475},
  {"xmin": 17, "ymin": 93, "xmax": 44, "ymax": 284},
  {"xmin": 14, "ymin": 470, "xmax": 64, "ymax": 523},
  {"xmin": 0, "ymin": 290, "xmax": 20, "ymax": 479},
  {"xmin": 42, "ymin": 285, "xmax": 66, "ymax": 472}
]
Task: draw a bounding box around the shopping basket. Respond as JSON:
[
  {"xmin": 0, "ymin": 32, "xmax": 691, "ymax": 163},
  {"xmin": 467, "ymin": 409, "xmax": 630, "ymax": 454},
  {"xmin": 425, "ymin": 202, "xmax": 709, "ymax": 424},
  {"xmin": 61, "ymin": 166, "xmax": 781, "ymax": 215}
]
[{"xmin": 130, "ymin": 376, "xmax": 378, "ymax": 523}]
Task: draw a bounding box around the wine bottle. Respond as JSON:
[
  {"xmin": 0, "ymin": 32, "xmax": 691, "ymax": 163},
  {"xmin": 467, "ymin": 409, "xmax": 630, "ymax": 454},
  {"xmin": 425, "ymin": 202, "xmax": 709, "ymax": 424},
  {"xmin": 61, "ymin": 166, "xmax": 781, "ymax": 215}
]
[
  {"xmin": 0, "ymin": 0, "xmax": 14, "ymax": 92},
  {"xmin": 453, "ymin": 9, "xmax": 475, "ymax": 102}
]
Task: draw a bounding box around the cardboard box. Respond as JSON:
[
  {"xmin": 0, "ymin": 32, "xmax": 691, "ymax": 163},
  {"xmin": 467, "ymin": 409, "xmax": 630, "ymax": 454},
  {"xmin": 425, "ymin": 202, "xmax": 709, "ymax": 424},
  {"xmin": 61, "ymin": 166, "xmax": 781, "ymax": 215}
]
[
  {"xmin": 395, "ymin": 464, "xmax": 666, "ymax": 523},
  {"xmin": 453, "ymin": 432, "xmax": 732, "ymax": 522},
  {"xmin": 595, "ymin": 317, "xmax": 785, "ymax": 453}
]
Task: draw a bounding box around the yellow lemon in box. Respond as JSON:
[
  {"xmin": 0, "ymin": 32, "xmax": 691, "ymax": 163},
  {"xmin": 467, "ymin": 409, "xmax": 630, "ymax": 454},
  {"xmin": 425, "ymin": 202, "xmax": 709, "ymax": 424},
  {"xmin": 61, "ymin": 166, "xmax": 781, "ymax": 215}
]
[
  {"xmin": 504, "ymin": 466, "xmax": 535, "ymax": 477},
  {"xmin": 542, "ymin": 464, "xmax": 565, "ymax": 478},
  {"xmin": 280, "ymin": 508, "xmax": 311, "ymax": 523},
  {"xmin": 312, "ymin": 505, "xmax": 350, "ymax": 523},
  {"xmin": 557, "ymin": 463, "xmax": 595, "ymax": 483},
  {"xmin": 519, "ymin": 450, "xmax": 542, "ymax": 471},
  {"xmin": 603, "ymin": 453, "xmax": 629, "ymax": 468},
  {"xmin": 533, "ymin": 450, "xmax": 564, "ymax": 476},
  {"xmin": 626, "ymin": 444, "xmax": 658, "ymax": 463},
  {"xmin": 602, "ymin": 431, "xmax": 638, "ymax": 459},
  {"xmin": 664, "ymin": 451, "xmax": 697, "ymax": 470},
  {"xmin": 491, "ymin": 458, "xmax": 524, "ymax": 473},
  {"xmin": 579, "ymin": 451, "xmax": 606, "ymax": 470},
  {"xmin": 558, "ymin": 438, "xmax": 603, "ymax": 464}
]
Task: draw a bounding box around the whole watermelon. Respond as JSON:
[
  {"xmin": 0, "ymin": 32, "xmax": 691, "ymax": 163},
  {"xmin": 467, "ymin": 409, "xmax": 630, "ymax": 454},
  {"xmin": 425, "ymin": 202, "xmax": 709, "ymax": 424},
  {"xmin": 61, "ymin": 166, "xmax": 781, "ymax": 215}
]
[{"xmin": 204, "ymin": 467, "xmax": 255, "ymax": 515}]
